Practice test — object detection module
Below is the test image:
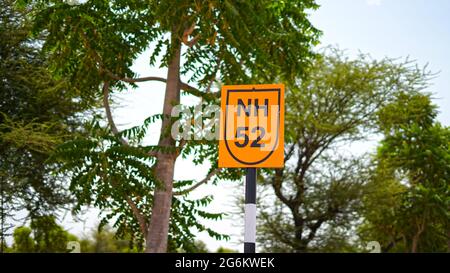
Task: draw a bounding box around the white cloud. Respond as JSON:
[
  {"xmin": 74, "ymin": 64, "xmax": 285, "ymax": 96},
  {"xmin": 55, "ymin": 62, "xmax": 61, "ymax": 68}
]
[{"xmin": 366, "ymin": 0, "xmax": 382, "ymax": 6}]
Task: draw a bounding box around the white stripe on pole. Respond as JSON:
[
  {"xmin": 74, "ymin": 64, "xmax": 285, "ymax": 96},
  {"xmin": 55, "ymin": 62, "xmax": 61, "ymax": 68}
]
[{"xmin": 244, "ymin": 203, "xmax": 256, "ymax": 243}]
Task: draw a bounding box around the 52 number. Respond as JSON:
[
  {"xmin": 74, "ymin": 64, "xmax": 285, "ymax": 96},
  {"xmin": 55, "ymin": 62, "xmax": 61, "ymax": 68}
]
[{"xmin": 234, "ymin": 126, "xmax": 265, "ymax": 148}]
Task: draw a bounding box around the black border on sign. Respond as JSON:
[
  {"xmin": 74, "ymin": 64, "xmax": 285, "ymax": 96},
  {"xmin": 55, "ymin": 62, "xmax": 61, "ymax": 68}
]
[{"xmin": 224, "ymin": 88, "xmax": 281, "ymax": 165}]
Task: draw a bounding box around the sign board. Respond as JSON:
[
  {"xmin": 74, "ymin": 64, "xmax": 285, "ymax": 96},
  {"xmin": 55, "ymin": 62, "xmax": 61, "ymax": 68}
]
[{"xmin": 219, "ymin": 84, "xmax": 284, "ymax": 168}]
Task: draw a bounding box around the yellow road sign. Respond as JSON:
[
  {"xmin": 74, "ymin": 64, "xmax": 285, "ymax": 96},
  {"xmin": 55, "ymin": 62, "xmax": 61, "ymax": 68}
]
[{"xmin": 219, "ymin": 84, "xmax": 284, "ymax": 168}]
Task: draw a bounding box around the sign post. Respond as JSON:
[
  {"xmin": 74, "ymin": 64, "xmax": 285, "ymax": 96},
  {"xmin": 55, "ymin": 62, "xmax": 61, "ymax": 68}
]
[
  {"xmin": 219, "ymin": 84, "xmax": 285, "ymax": 253},
  {"xmin": 244, "ymin": 168, "xmax": 257, "ymax": 253}
]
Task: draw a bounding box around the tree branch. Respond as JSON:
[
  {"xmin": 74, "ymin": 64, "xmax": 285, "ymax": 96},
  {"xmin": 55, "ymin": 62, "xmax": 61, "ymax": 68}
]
[
  {"xmin": 104, "ymin": 64, "xmax": 217, "ymax": 100},
  {"xmin": 305, "ymin": 217, "xmax": 326, "ymax": 243},
  {"xmin": 182, "ymin": 21, "xmax": 200, "ymax": 48},
  {"xmin": 203, "ymin": 57, "xmax": 221, "ymax": 94},
  {"xmin": 103, "ymin": 70, "xmax": 168, "ymax": 84},
  {"xmin": 173, "ymin": 138, "xmax": 187, "ymax": 159},
  {"xmin": 261, "ymin": 212, "xmax": 297, "ymax": 248},
  {"xmin": 103, "ymin": 81, "xmax": 159, "ymax": 158},
  {"xmin": 272, "ymin": 169, "xmax": 291, "ymax": 206},
  {"xmin": 102, "ymin": 81, "xmax": 129, "ymax": 146},
  {"xmin": 173, "ymin": 168, "xmax": 221, "ymax": 196},
  {"xmin": 103, "ymin": 84, "xmax": 149, "ymax": 235},
  {"xmin": 104, "ymin": 68, "xmax": 199, "ymax": 94},
  {"xmin": 81, "ymin": 30, "xmax": 206, "ymax": 97},
  {"xmin": 383, "ymin": 236, "xmax": 404, "ymax": 253},
  {"xmin": 100, "ymin": 164, "xmax": 148, "ymax": 236},
  {"xmin": 125, "ymin": 196, "xmax": 148, "ymax": 235},
  {"xmin": 284, "ymin": 143, "xmax": 296, "ymax": 162}
]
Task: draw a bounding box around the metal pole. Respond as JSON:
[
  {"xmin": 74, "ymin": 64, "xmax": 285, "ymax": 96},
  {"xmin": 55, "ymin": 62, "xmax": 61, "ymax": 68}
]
[{"xmin": 244, "ymin": 168, "xmax": 257, "ymax": 253}]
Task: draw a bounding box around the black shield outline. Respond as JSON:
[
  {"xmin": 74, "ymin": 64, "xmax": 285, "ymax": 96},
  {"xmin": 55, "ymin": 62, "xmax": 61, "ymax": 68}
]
[{"xmin": 224, "ymin": 88, "xmax": 281, "ymax": 165}]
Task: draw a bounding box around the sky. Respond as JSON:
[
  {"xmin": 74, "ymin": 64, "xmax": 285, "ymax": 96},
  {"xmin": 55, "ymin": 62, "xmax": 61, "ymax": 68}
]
[
  {"xmin": 311, "ymin": 0, "xmax": 450, "ymax": 125},
  {"xmin": 10, "ymin": 0, "xmax": 449, "ymax": 252}
]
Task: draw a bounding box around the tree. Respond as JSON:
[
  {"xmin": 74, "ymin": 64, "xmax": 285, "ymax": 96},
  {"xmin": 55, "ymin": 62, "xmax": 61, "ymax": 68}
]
[
  {"xmin": 0, "ymin": 0, "xmax": 99, "ymax": 251},
  {"xmin": 31, "ymin": 215, "xmax": 78, "ymax": 252},
  {"xmin": 29, "ymin": 0, "xmax": 321, "ymax": 252},
  {"xmin": 12, "ymin": 226, "xmax": 35, "ymax": 253},
  {"xmin": 80, "ymin": 225, "xmax": 140, "ymax": 253},
  {"xmin": 11, "ymin": 215, "xmax": 78, "ymax": 253},
  {"xmin": 360, "ymin": 92, "xmax": 449, "ymax": 253},
  {"xmin": 257, "ymin": 49, "xmax": 434, "ymax": 252},
  {"xmin": 52, "ymin": 121, "xmax": 229, "ymax": 253},
  {"xmin": 216, "ymin": 246, "xmax": 238, "ymax": 253},
  {"xmin": 185, "ymin": 240, "xmax": 209, "ymax": 253}
]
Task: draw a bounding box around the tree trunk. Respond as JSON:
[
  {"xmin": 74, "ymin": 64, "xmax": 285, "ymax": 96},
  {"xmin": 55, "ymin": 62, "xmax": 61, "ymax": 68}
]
[
  {"xmin": 145, "ymin": 37, "xmax": 181, "ymax": 253},
  {"xmin": 411, "ymin": 234, "xmax": 419, "ymax": 253},
  {"xmin": 411, "ymin": 220, "xmax": 425, "ymax": 253},
  {"xmin": 292, "ymin": 208, "xmax": 307, "ymax": 253}
]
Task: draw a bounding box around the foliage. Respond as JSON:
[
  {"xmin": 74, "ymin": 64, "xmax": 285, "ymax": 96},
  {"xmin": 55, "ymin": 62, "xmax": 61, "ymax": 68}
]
[
  {"xmin": 12, "ymin": 215, "xmax": 77, "ymax": 253},
  {"xmin": 51, "ymin": 119, "xmax": 229, "ymax": 251},
  {"xmin": 216, "ymin": 246, "xmax": 238, "ymax": 253},
  {"xmin": 174, "ymin": 240, "xmax": 209, "ymax": 253},
  {"xmin": 12, "ymin": 226, "xmax": 35, "ymax": 253},
  {"xmin": 79, "ymin": 225, "xmax": 140, "ymax": 253},
  {"xmin": 257, "ymin": 49, "xmax": 435, "ymax": 252},
  {"xmin": 0, "ymin": 0, "xmax": 99, "ymax": 248},
  {"xmin": 10, "ymin": 216, "xmax": 141, "ymax": 253},
  {"xmin": 360, "ymin": 92, "xmax": 450, "ymax": 252},
  {"xmin": 26, "ymin": 0, "xmax": 321, "ymax": 91},
  {"xmin": 26, "ymin": 0, "xmax": 322, "ymax": 251}
]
